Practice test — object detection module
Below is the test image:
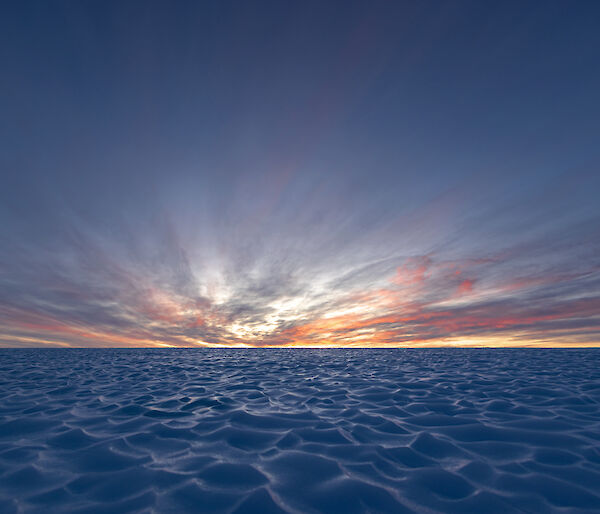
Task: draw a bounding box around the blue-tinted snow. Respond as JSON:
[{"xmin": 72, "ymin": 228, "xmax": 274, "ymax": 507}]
[{"xmin": 0, "ymin": 349, "xmax": 599, "ymax": 513}]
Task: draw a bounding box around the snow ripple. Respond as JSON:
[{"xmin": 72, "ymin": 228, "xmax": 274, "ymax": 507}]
[{"xmin": 0, "ymin": 348, "xmax": 599, "ymax": 513}]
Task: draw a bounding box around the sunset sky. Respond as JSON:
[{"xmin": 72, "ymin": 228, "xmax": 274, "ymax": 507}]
[{"xmin": 1, "ymin": 1, "xmax": 599, "ymax": 348}]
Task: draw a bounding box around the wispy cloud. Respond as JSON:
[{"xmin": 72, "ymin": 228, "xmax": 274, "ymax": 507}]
[{"xmin": 1, "ymin": 1, "xmax": 599, "ymax": 347}]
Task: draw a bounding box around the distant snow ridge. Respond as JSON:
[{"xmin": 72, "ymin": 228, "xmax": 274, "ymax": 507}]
[{"xmin": 0, "ymin": 348, "xmax": 599, "ymax": 513}]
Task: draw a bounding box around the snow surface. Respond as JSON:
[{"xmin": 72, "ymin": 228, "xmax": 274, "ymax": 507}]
[{"xmin": 1, "ymin": 348, "xmax": 599, "ymax": 513}]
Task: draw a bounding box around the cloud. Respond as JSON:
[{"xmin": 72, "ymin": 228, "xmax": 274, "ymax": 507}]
[
  {"xmin": 2, "ymin": 227, "xmax": 598, "ymax": 348},
  {"xmin": 1, "ymin": 134, "xmax": 599, "ymax": 349}
]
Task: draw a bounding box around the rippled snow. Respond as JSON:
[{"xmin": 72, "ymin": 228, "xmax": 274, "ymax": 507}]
[{"xmin": 1, "ymin": 348, "xmax": 599, "ymax": 513}]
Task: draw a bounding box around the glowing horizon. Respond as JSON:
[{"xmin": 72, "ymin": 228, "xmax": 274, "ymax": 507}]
[{"xmin": 2, "ymin": 250, "xmax": 598, "ymax": 348}]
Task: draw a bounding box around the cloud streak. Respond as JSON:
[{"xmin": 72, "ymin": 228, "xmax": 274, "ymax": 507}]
[
  {"xmin": 1, "ymin": 1, "xmax": 599, "ymax": 347},
  {"xmin": 1, "ymin": 193, "xmax": 598, "ymax": 348}
]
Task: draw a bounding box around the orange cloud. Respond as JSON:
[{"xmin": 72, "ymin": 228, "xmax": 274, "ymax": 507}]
[
  {"xmin": 1, "ymin": 254, "xmax": 598, "ymax": 348},
  {"xmin": 457, "ymin": 279, "xmax": 475, "ymax": 294}
]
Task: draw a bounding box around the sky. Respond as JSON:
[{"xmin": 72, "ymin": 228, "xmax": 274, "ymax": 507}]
[{"xmin": 1, "ymin": 0, "xmax": 599, "ymax": 348}]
